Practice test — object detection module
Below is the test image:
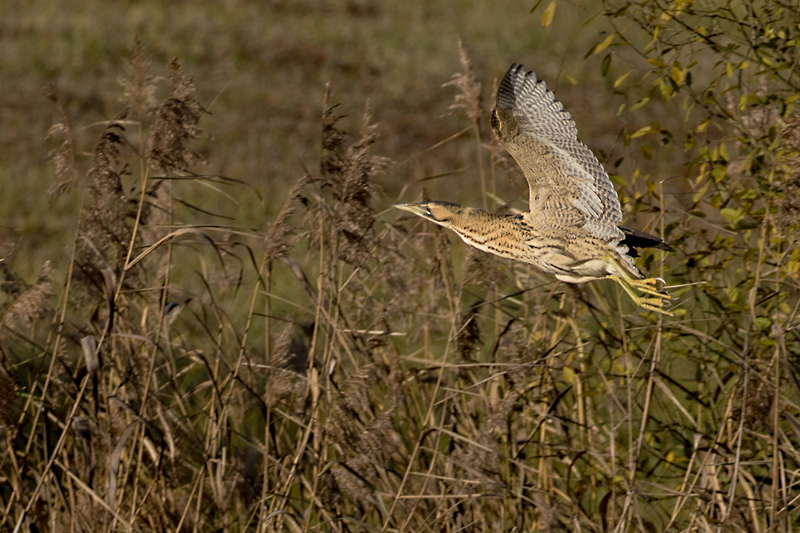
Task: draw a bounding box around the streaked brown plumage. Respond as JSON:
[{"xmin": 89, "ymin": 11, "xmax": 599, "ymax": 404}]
[{"xmin": 395, "ymin": 64, "xmax": 673, "ymax": 315}]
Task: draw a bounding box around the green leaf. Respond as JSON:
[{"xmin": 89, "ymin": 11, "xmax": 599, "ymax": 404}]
[
  {"xmin": 613, "ymin": 70, "xmax": 631, "ymax": 88},
  {"xmin": 630, "ymin": 97, "xmax": 650, "ymax": 112},
  {"xmin": 739, "ymin": 94, "xmax": 748, "ymax": 111},
  {"xmin": 671, "ymin": 63, "xmax": 685, "ymax": 84},
  {"xmin": 726, "ymin": 286, "xmax": 740, "ymax": 303},
  {"xmin": 692, "ymin": 183, "xmax": 708, "ymax": 203},
  {"xmin": 541, "ymin": 0, "xmax": 556, "ymax": 27},
  {"xmin": 737, "ymin": 218, "xmax": 758, "ymax": 230},
  {"xmin": 720, "ymin": 208, "xmax": 742, "ymax": 221},
  {"xmin": 601, "ymin": 53, "xmax": 611, "ymax": 77},
  {"xmin": 595, "ymin": 34, "xmax": 615, "ymax": 55}
]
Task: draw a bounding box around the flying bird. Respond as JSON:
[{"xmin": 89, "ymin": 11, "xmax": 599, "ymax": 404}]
[{"xmin": 395, "ymin": 64, "xmax": 672, "ymax": 315}]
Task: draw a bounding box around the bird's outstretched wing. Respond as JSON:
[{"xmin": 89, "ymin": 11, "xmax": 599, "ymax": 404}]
[{"xmin": 492, "ymin": 64, "xmax": 623, "ymax": 242}]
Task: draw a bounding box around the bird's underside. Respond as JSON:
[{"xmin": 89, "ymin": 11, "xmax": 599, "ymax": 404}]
[
  {"xmin": 395, "ymin": 203, "xmax": 671, "ymax": 314},
  {"xmin": 395, "ymin": 63, "xmax": 673, "ymax": 316}
]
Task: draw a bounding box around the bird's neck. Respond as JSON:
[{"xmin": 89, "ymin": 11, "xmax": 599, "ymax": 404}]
[{"xmin": 448, "ymin": 210, "xmax": 528, "ymax": 259}]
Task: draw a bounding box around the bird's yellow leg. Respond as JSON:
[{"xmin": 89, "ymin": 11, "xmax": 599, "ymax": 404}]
[
  {"xmin": 604, "ymin": 255, "xmax": 673, "ymax": 316},
  {"xmin": 609, "ymin": 275, "xmax": 673, "ymax": 316},
  {"xmin": 629, "ymin": 277, "xmax": 670, "ymax": 298}
]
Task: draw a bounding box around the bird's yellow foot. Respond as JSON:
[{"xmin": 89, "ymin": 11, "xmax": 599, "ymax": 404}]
[
  {"xmin": 610, "ymin": 274, "xmax": 673, "ymax": 316},
  {"xmin": 629, "ymin": 277, "xmax": 672, "ymax": 299},
  {"xmin": 629, "ymin": 292, "xmax": 673, "ymax": 316}
]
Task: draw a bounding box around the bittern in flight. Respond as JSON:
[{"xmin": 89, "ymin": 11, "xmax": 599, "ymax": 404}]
[{"xmin": 395, "ymin": 64, "xmax": 673, "ymax": 315}]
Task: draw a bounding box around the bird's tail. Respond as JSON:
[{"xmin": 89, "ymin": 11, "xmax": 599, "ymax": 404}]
[{"xmin": 619, "ymin": 226, "xmax": 672, "ymax": 258}]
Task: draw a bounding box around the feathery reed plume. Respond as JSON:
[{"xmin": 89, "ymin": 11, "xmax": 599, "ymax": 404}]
[
  {"xmin": 81, "ymin": 121, "xmax": 134, "ymax": 273},
  {"xmin": 443, "ymin": 38, "xmax": 483, "ymax": 123},
  {"xmin": 339, "ymin": 103, "xmax": 392, "ymax": 232},
  {"xmin": 445, "ymin": 405, "xmax": 506, "ymax": 530},
  {"xmin": 333, "ymin": 415, "xmax": 395, "ymax": 506},
  {"xmin": 432, "ymin": 222, "xmax": 455, "ymax": 293},
  {"xmin": 461, "ymin": 246, "xmax": 509, "ymax": 289},
  {"xmin": 137, "ymin": 179, "xmax": 171, "ymax": 243},
  {"xmin": 495, "ymin": 321, "xmax": 540, "ymax": 388},
  {"xmin": 448, "ymin": 430, "xmax": 502, "ymax": 491},
  {"xmin": 320, "ymin": 86, "xmax": 392, "ymax": 265},
  {"xmin": 330, "ymin": 392, "xmax": 395, "ymax": 506},
  {"xmin": 321, "ymin": 84, "xmax": 346, "ymax": 163},
  {"xmin": 456, "ymin": 304, "xmax": 482, "ymax": 362},
  {"xmin": 118, "ymin": 37, "xmax": 160, "ymax": 118},
  {"xmin": 264, "ymin": 326, "xmax": 302, "ymax": 406},
  {"xmin": 0, "ymin": 261, "xmax": 25, "ymax": 299},
  {"xmin": 2, "ymin": 261, "xmax": 53, "ymax": 334},
  {"xmin": 147, "ymin": 59, "xmax": 204, "ymax": 174},
  {"xmin": 45, "ymin": 84, "xmax": 79, "ymax": 198},
  {"xmin": 265, "ymin": 175, "xmax": 311, "ymax": 263},
  {"xmin": 443, "ymin": 38, "xmax": 488, "ymax": 209}
]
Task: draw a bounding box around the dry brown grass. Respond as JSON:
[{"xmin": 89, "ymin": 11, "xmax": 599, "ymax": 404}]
[{"xmin": 1, "ymin": 23, "xmax": 799, "ymax": 533}]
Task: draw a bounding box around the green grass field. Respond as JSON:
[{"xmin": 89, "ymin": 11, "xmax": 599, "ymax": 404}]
[{"xmin": 1, "ymin": 0, "xmax": 799, "ymax": 531}]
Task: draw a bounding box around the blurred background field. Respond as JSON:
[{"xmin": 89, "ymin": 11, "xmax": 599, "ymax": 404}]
[
  {"xmin": 0, "ymin": 0, "xmax": 654, "ymax": 275},
  {"xmin": 1, "ymin": 0, "xmax": 799, "ymax": 532}
]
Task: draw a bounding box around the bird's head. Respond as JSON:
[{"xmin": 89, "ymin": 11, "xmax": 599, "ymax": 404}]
[
  {"xmin": 393, "ymin": 201, "xmax": 467, "ymax": 229},
  {"xmin": 395, "ymin": 201, "xmax": 517, "ymax": 254}
]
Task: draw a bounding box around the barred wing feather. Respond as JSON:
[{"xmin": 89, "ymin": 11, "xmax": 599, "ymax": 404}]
[{"xmin": 495, "ymin": 64, "xmax": 623, "ymax": 242}]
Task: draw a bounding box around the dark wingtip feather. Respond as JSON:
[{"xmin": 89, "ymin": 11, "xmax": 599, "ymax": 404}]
[
  {"xmin": 497, "ymin": 63, "xmax": 531, "ymax": 110},
  {"xmin": 619, "ymin": 226, "xmax": 672, "ymax": 255}
]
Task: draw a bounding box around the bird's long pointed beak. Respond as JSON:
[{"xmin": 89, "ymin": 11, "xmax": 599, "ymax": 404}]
[{"xmin": 393, "ymin": 203, "xmax": 434, "ymax": 221}]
